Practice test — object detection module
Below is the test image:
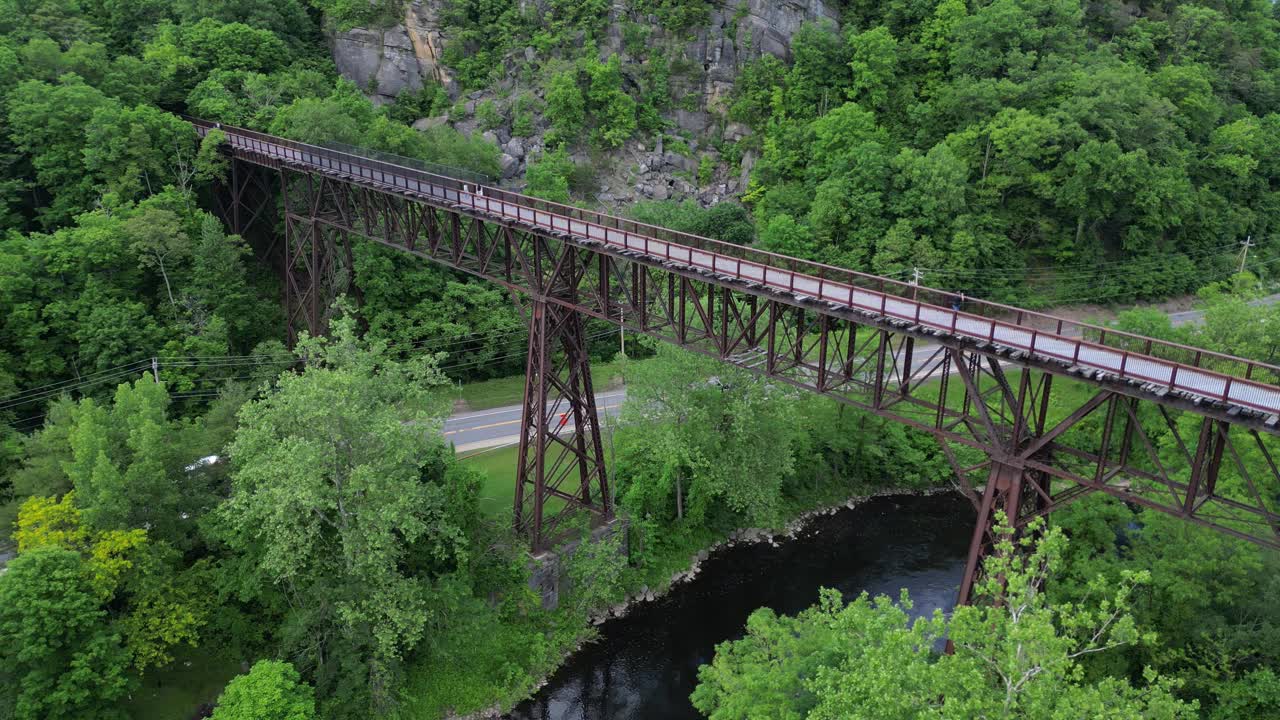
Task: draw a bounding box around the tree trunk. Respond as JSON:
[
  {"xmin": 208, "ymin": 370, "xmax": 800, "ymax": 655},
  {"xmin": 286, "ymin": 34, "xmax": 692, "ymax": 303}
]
[{"xmin": 157, "ymin": 256, "xmax": 177, "ymax": 308}]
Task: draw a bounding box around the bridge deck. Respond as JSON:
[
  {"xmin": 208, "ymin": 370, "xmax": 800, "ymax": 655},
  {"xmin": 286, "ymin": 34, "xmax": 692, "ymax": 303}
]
[{"xmin": 193, "ymin": 120, "xmax": 1280, "ymax": 420}]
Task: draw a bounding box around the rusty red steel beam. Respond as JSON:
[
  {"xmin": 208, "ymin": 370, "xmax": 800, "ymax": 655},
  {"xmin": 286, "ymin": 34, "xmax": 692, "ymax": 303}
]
[
  {"xmin": 210, "ymin": 121, "xmax": 1280, "ymax": 597},
  {"xmin": 192, "ymin": 118, "xmax": 1280, "ymax": 419},
  {"xmin": 273, "ymin": 169, "xmax": 1280, "ymax": 544}
]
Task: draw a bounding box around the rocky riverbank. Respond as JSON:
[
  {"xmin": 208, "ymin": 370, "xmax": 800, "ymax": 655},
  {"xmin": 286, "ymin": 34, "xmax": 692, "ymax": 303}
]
[
  {"xmin": 508, "ymin": 490, "xmax": 972, "ymax": 719},
  {"xmin": 588, "ymin": 485, "xmax": 955, "ymax": 626},
  {"xmin": 446, "ymin": 485, "xmax": 957, "ymax": 720}
]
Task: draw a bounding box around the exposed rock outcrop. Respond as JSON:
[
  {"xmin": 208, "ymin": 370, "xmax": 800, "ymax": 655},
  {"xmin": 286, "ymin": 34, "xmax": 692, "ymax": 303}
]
[
  {"xmin": 330, "ymin": 0, "xmax": 838, "ymax": 203},
  {"xmin": 330, "ymin": 1, "xmax": 454, "ymax": 103},
  {"xmin": 685, "ymin": 0, "xmax": 840, "ymax": 119}
]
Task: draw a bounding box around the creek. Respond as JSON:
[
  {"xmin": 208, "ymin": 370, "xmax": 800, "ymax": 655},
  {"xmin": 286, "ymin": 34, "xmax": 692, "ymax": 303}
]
[{"xmin": 509, "ymin": 492, "xmax": 974, "ymax": 719}]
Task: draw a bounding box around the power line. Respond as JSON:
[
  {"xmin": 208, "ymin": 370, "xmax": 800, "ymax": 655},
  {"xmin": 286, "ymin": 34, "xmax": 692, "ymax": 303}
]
[
  {"xmin": 0, "ymin": 367, "xmax": 156, "ymax": 412},
  {"xmin": 0, "ymin": 360, "xmax": 153, "ymax": 405},
  {"xmin": 1046, "ymin": 255, "xmax": 1280, "ymax": 307},
  {"xmin": 919, "ymin": 244, "xmax": 1246, "ymax": 281},
  {"xmin": 0, "ymin": 322, "xmax": 555, "ymax": 424}
]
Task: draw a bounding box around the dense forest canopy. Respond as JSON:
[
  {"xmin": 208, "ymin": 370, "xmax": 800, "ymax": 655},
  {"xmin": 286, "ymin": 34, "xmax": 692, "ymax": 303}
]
[
  {"xmin": 432, "ymin": 0, "xmax": 1280, "ymax": 305},
  {"xmin": 738, "ymin": 0, "xmax": 1280, "ymax": 306},
  {"xmin": 0, "ymin": 0, "xmax": 1278, "ymax": 719}
]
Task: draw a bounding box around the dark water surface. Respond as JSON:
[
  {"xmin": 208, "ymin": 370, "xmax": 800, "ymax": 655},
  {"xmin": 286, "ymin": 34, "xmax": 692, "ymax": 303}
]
[{"xmin": 509, "ymin": 492, "xmax": 974, "ymax": 720}]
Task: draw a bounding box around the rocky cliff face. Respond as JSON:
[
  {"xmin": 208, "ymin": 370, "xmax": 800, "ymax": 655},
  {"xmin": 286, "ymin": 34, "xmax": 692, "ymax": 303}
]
[
  {"xmin": 652, "ymin": 0, "xmax": 839, "ymax": 131},
  {"xmin": 330, "ymin": 0, "xmax": 838, "ymax": 204},
  {"xmin": 330, "ymin": 1, "xmax": 454, "ymax": 103}
]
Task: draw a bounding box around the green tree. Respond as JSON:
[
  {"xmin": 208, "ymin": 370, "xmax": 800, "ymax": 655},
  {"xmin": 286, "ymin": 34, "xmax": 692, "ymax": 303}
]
[
  {"xmin": 213, "ymin": 311, "xmax": 477, "ymax": 714},
  {"xmin": 614, "ymin": 346, "xmax": 804, "ymax": 533},
  {"xmin": 7, "ymin": 75, "xmax": 117, "ymax": 224},
  {"xmin": 13, "ymin": 490, "xmax": 204, "ymax": 672},
  {"xmin": 587, "ymin": 54, "xmax": 636, "ymax": 148},
  {"xmin": 784, "ymin": 20, "xmax": 848, "ymax": 118},
  {"xmin": 305, "ymin": 0, "xmax": 401, "ymax": 31},
  {"xmin": 0, "ymin": 547, "xmax": 133, "ymax": 720},
  {"xmin": 61, "ymin": 378, "xmax": 207, "ymax": 549},
  {"xmin": 757, "ymin": 213, "xmax": 816, "ymax": 259},
  {"xmin": 82, "ymin": 101, "xmax": 198, "ymax": 196},
  {"xmin": 124, "ymin": 205, "xmax": 191, "ymax": 310},
  {"xmin": 629, "ymin": 200, "xmax": 756, "ymax": 246},
  {"xmin": 846, "ymin": 26, "xmax": 898, "ymax": 112},
  {"xmin": 524, "ymin": 147, "xmax": 574, "ymax": 202},
  {"xmin": 174, "ymin": 0, "xmax": 316, "ymax": 52},
  {"xmin": 544, "ymin": 67, "xmax": 585, "ymax": 147},
  {"xmin": 211, "ymin": 660, "xmax": 317, "ymax": 720},
  {"xmin": 1210, "ymin": 668, "xmax": 1280, "ymax": 720},
  {"xmin": 178, "ymin": 18, "xmax": 290, "ymax": 73},
  {"xmin": 693, "ymin": 521, "xmax": 1197, "ymax": 719},
  {"xmin": 186, "ymin": 214, "xmax": 268, "ymax": 346}
]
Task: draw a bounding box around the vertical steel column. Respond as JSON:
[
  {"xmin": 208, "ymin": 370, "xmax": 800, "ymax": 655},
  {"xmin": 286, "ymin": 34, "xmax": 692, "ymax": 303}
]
[
  {"xmin": 279, "ymin": 170, "xmax": 292, "ymax": 344},
  {"xmin": 514, "ymin": 299, "xmax": 612, "ymax": 554},
  {"xmin": 955, "ymin": 460, "xmax": 1029, "ymax": 607},
  {"xmin": 221, "ymin": 159, "xmax": 273, "ymax": 240},
  {"xmin": 230, "ymin": 158, "xmax": 243, "ymax": 235},
  {"xmin": 281, "ymin": 171, "xmax": 337, "ymax": 347}
]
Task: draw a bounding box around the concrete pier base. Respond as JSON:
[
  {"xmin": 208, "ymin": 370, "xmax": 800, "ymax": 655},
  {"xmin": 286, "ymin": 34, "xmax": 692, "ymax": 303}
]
[{"xmin": 528, "ymin": 518, "xmax": 629, "ymax": 610}]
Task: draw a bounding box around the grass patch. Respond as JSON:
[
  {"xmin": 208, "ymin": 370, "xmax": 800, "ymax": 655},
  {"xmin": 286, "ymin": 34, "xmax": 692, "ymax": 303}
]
[
  {"xmin": 454, "ymin": 356, "xmax": 651, "ymax": 411},
  {"xmin": 125, "ymin": 645, "xmax": 241, "ymax": 720},
  {"xmin": 454, "ymin": 375, "xmax": 530, "ymax": 412},
  {"xmin": 463, "ymin": 443, "xmax": 521, "ymax": 518},
  {"xmin": 459, "ymin": 427, "xmax": 618, "ymax": 520}
]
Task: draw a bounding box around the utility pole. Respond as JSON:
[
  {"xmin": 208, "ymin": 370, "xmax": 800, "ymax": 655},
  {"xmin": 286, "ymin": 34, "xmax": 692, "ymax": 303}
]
[
  {"xmin": 151, "ymin": 357, "xmax": 160, "ymax": 383},
  {"xmin": 910, "ymin": 267, "xmax": 924, "ymax": 300},
  {"xmin": 618, "ymin": 304, "xmax": 626, "ymax": 358},
  {"xmin": 1239, "ymin": 236, "xmax": 1255, "ymax": 273}
]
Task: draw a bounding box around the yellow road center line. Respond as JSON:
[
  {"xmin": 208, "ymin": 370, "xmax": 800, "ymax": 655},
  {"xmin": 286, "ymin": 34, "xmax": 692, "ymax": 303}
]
[{"xmin": 443, "ymin": 404, "xmax": 621, "ymax": 436}]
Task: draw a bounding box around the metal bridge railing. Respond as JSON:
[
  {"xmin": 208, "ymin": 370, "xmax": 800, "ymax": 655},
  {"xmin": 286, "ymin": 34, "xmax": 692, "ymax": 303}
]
[
  {"xmin": 189, "ymin": 118, "xmax": 1280, "ymax": 415},
  {"xmin": 315, "ymin": 139, "xmax": 494, "ymax": 186}
]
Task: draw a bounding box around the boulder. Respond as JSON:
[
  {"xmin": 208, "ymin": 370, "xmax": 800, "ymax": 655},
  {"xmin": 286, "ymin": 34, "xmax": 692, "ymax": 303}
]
[
  {"xmin": 412, "ymin": 115, "xmax": 449, "ymax": 131},
  {"xmin": 504, "ymin": 138, "xmax": 526, "ymax": 158},
  {"xmin": 739, "ymin": 150, "xmax": 757, "ymax": 189},
  {"xmin": 499, "ymin": 153, "xmax": 520, "ymax": 178},
  {"xmin": 330, "ymin": 1, "xmax": 459, "ymax": 104},
  {"xmin": 725, "ymin": 122, "xmax": 751, "ymax": 142},
  {"xmin": 663, "ymin": 151, "xmax": 695, "ymax": 172}
]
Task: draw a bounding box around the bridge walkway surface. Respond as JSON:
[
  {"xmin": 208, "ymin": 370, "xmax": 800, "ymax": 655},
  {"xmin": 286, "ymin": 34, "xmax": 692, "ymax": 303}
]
[
  {"xmin": 193, "ymin": 119, "xmax": 1280, "ymax": 424},
  {"xmin": 192, "ymin": 118, "xmax": 1280, "ymax": 577}
]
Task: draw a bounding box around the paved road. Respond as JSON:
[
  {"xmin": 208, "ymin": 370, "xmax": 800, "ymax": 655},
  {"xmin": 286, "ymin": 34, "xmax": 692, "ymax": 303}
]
[
  {"xmin": 445, "ymin": 293, "xmax": 1280, "ymax": 455},
  {"xmin": 444, "ymin": 389, "xmax": 627, "ymax": 454},
  {"xmin": 1166, "ymin": 292, "xmax": 1280, "ymax": 326}
]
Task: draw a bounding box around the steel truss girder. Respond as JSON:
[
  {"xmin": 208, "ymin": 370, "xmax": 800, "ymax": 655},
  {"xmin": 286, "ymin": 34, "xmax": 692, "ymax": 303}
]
[
  {"xmin": 279, "ymin": 172, "xmax": 358, "ymax": 345},
  {"xmin": 514, "ymin": 299, "xmax": 612, "ymax": 553},
  {"xmin": 270, "ymin": 169, "xmax": 1280, "ymax": 563},
  {"xmin": 217, "ymin": 160, "xmax": 276, "ymax": 239}
]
